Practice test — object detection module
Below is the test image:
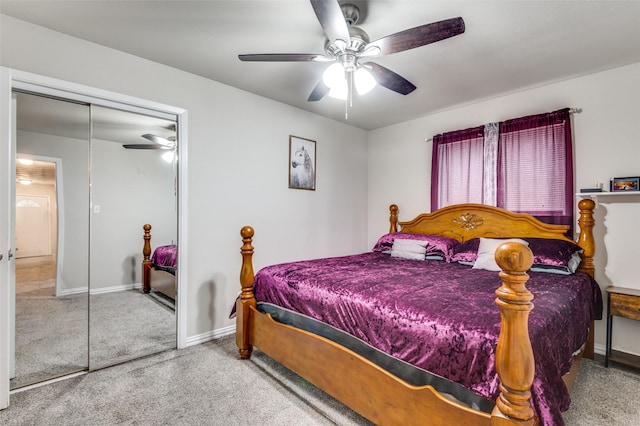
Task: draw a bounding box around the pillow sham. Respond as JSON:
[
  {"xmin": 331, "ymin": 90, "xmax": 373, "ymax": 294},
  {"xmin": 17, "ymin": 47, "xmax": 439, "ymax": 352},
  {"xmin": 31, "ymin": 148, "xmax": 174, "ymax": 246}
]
[
  {"xmin": 526, "ymin": 238, "xmax": 583, "ymax": 274},
  {"xmin": 390, "ymin": 238, "xmax": 428, "ymax": 261},
  {"xmin": 372, "ymin": 232, "xmax": 460, "ymax": 261},
  {"xmin": 525, "ymin": 238, "xmax": 583, "ymax": 267},
  {"xmin": 472, "ymin": 238, "xmax": 529, "ymax": 272},
  {"xmin": 450, "ymin": 238, "xmax": 481, "ymax": 263},
  {"xmin": 421, "ymin": 234, "xmax": 461, "ymax": 262}
]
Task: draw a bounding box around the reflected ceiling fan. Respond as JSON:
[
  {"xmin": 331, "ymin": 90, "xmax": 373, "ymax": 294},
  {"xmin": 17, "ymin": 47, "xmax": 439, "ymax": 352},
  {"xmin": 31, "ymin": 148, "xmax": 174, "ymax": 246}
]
[
  {"xmin": 123, "ymin": 133, "xmax": 175, "ymax": 150},
  {"xmin": 123, "ymin": 125, "xmax": 177, "ymax": 162},
  {"xmin": 239, "ymin": 0, "xmax": 465, "ymax": 105}
]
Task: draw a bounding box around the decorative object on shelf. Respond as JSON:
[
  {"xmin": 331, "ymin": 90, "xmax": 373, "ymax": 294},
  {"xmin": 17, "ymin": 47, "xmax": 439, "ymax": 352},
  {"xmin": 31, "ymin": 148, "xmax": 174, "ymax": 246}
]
[
  {"xmin": 610, "ymin": 177, "xmax": 640, "ymax": 192},
  {"xmin": 580, "ymin": 188, "xmax": 603, "ymax": 193},
  {"xmin": 288, "ymin": 135, "xmax": 316, "ymax": 191}
]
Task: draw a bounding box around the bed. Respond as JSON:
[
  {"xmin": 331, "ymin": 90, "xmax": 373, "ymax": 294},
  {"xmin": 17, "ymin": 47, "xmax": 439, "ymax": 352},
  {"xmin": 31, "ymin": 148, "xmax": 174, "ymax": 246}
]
[
  {"xmin": 141, "ymin": 224, "xmax": 176, "ymax": 300},
  {"xmin": 235, "ymin": 200, "xmax": 601, "ymax": 425}
]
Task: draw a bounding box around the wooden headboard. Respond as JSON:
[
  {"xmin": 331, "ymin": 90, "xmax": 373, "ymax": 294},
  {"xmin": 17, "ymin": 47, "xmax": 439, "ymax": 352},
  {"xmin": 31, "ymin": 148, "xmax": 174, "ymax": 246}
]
[{"xmin": 388, "ymin": 199, "xmax": 596, "ymax": 278}]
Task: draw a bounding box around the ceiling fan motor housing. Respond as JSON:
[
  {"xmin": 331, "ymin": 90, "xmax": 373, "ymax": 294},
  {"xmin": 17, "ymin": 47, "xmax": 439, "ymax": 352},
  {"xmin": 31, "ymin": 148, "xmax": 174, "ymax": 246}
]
[{"xmin": 340, "ymin": 3, "xmax": 360, "ymax": 26}]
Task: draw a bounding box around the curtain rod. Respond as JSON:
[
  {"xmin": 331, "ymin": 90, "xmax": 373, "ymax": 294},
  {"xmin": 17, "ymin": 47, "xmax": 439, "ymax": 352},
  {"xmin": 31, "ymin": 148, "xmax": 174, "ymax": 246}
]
[{"xmin": 425, "ymin": 108, "xmax": 582, "ymax": 142}]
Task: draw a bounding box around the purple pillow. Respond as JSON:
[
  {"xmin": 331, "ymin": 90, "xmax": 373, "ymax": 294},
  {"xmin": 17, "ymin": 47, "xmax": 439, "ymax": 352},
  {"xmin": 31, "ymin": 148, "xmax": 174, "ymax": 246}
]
[
  {"xmin": 450, "ymin": 238, "xmax": 481, "ymax": 263},
  {"xmin": 526, "ymin": 238, "xmax": 582, "ymax": 272},
  {"xmin": 372, "ymin": 233, "xmax": 460, "ymax": 262}
]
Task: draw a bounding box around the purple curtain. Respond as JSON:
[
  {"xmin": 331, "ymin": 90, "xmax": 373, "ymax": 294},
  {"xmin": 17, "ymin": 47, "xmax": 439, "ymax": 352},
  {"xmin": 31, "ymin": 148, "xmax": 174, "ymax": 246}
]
[
  {"xmin": 431, "ymin": 126, "xmax": 485, "ymax": 210},
  {"xmin": 496, "ymin": 108, "xmax": 574, "ymax": 233}
]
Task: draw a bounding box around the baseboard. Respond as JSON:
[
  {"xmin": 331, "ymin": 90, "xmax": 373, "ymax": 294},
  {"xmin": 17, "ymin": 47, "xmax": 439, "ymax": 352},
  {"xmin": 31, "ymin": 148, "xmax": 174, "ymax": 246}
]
[
  {"xmin": 90, "ymin": 283, "xmax": 141, "ymax": 295},
  {"xmin": 594, "ymin": 343, "xmax": 640, "ymax": 358},
  {"xmin": 58, "ymin": 282, "xmax": 142, "ymax": 296},
  {"xmin": 186, "ymin": 325, "xmax": 235, "ymax": 347}
]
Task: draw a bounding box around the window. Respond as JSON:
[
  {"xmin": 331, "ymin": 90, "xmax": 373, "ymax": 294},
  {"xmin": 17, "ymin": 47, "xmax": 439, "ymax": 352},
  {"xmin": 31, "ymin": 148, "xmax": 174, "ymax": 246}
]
[{"xmin": 431, "ymin": 108, "xmax": 573, "ymax": 230}]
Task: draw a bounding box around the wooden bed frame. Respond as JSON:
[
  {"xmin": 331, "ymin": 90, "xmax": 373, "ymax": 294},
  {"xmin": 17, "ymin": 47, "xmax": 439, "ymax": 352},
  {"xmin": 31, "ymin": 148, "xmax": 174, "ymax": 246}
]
[
  {"xmin": 141, "ymin": 224, "xmax": 176, "ymax": 299},
  {"xmin": 236, "ymin": 199, "xmax": 597, "ymax": 425}
]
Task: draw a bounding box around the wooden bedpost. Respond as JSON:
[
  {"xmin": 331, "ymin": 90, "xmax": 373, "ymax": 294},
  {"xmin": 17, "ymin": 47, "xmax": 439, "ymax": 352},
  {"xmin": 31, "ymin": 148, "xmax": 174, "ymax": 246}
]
[
  {"xmin": 576, "ymin": 197, "xmax": 597, "ymax": 359},
  {"xmin": 142, "ymin": 224, "xmax": 152, "ymax": 293},
  {"xmin": 237, "ymin": 226, "xmax": 256, "ymax": 360},
  {"xmin": 492, "ymin": 242, "xmax": 535, "ymax": 426},
  {"xmin": 389, "ymin": 204, "xmax": 399, "ymax": 233},
  {"xmin": 576, "ymin": 198, "xmax": 596, "ymax": 279}
]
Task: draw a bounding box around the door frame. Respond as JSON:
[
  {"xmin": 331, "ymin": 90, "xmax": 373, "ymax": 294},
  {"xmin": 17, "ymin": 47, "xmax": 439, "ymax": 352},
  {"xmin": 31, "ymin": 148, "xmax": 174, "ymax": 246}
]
[{"xmin": 0, "ymin": 67, "xmax": 189, "ymax": 409}]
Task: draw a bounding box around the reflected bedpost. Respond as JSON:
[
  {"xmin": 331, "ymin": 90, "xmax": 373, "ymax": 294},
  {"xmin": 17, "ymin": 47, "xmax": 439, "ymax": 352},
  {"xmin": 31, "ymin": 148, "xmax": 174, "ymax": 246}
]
[
  {"xmin": 142, "ymin": 224, "xmax": 152, "ymax": 293},
  {"xmin": 237, "ymin": 225, "xmax": 256, "ymax": 360},
  {"xmin": 492, "ymin": 242, "xmax": 535, "ymax": 426}
]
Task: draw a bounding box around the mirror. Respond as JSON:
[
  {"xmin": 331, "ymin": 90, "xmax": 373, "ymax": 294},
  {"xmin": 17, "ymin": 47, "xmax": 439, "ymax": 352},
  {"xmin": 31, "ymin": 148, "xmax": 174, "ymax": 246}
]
[
  {"xmin": 11, "ymin": 92, "xmax": 177, "ymax": 389},
  {"xmin": 89, "ymin": 106, "xmax": 177, "ymax": 369},
  {"xmin": 12, "ymin": 92, "xmax": 90, "ymax": 389}
]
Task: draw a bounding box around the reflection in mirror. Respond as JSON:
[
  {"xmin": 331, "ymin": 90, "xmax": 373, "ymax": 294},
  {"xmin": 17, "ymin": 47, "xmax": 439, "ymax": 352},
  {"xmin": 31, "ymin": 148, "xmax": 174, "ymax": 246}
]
[
  {"xmin": 89, "ymin": 106, "xmax": 177, "ymax": 369},
  {"xmin": 11, "ymin": 92, "xmax": 90, "ymax": 389}
]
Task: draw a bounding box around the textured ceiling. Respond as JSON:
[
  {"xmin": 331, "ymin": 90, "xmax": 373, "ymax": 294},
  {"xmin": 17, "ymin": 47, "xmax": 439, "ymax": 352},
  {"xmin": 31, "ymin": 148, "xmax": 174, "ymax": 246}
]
[{"xmin": 2, "ymin": 1, "xmax": 640, "ymax": 130}]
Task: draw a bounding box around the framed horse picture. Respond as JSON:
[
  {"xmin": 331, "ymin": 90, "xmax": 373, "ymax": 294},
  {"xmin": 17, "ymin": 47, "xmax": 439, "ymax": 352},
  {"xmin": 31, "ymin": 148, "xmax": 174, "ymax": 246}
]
[{"xmin": 288, "ymin": 135, "xmax": 316, "ymax": 190}]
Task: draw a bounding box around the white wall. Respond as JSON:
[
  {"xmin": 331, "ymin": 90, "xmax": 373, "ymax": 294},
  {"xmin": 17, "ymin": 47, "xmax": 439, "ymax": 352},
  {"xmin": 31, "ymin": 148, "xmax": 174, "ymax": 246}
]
[
  {"xmin": 90, "ymin": 138, "xmax": 176, "ymax": 291},
  {"xmin": 1, "ymin": 15, "xmax": 368, "ymax": 340},
  {"xmin": 368, "ymin": 62, "xmax": 640, "ymax": 356}
]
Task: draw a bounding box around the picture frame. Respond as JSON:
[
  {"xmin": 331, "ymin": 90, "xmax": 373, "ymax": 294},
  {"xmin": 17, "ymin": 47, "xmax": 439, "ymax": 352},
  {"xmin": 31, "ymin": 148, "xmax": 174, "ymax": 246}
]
[
  {"xmin": 288, "ymin": 135, "xmax": 316, "ymax": 190},
  {"xmin": 610, "ymin": 176, "xmax": 640, "ymax": 192}
]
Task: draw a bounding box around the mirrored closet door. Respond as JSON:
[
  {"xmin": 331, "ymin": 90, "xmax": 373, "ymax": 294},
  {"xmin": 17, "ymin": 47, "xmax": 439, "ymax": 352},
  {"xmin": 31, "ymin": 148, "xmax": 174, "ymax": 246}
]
[
  {"xmin": 11, "ymin": 92, "xmax": 90, "ymax": 389},
  {"xmin": 10, "ymin": 92, "xmax": 177, "ymax": 390},
  {"xmin": 89, "ymin": 105, "xmax": 177, "ymax": 370}
]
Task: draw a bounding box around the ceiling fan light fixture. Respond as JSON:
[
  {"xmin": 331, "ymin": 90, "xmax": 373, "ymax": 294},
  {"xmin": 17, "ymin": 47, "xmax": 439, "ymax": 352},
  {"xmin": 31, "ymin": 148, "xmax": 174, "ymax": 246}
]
[
  {"xmin": 162, "ymin": 151, "xmax": 175, "ymax": 163},
  {"xmin": 322, "ymin": 62, "xmax": 346, "ymax": 89},
  {"xmin": 327, "ymin": 79, "xmax": 348, "ymax": 100},
  {"xmin": 17, "ymin": 158, "xmax": 34, "ymax": 166},
  {"xmin": 355, "ymin": 67, "xmax": 376, "ymax": 95}
]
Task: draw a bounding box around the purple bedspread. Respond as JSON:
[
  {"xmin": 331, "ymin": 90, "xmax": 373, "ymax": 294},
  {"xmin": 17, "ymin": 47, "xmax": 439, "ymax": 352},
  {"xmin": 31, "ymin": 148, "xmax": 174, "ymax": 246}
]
[
  {"xmin": 151, "ymin": 244, "xmax": 177, "ymax": 268},
  {"xmin": 253, "ymin": 252, "xmax": 602, "ymax": 426}
]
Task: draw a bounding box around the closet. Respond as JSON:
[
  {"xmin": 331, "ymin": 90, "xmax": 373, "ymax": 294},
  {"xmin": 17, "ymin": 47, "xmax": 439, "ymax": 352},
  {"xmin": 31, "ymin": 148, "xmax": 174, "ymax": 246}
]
[{"xmin": 10, "ymin": 91, "xmax": 178, "ymax": 390}]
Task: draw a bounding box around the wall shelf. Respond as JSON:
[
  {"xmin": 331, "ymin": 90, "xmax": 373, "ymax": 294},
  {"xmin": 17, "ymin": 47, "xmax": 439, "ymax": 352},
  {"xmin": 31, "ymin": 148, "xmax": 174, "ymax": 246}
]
[
  {"xmin": 577, "ymin": 191, "xmax": 640, "ymax": 198},
  {"xmin": 576, "ymin": 191, "xmax": 640, "ymax": 208}
]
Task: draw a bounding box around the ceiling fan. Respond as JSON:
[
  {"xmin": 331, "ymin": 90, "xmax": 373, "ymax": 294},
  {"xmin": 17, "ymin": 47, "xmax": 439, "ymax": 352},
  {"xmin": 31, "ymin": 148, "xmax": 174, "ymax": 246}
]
[{"xmin": 239, "ymin": 1, "xmax": 465, "ymax": 104}]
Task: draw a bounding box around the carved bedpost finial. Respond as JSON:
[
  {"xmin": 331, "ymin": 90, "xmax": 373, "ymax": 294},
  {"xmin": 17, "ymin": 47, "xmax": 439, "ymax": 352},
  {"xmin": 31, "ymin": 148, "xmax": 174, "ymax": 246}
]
[
  {"xmin": 577, "ymin": 198, "xmax": 596, "ymax": 278},
  {"xmin": 389, "ymin": 204, "xmax": 399, "ymax": 233},
  {"xmin": 492, "ymin": 242, "xmax": 535, "ymax": 425}
]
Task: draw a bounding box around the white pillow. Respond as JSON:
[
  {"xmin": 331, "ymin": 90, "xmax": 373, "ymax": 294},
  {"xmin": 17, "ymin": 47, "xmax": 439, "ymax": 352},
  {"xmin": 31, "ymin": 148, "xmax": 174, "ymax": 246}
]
[
  {"xmin": 390, "ymin": 239, "xmax": 428, "ymax": 260},
  {"xmin": 472, "ymin": 238, "xmax": 529, "ymax": 271}
]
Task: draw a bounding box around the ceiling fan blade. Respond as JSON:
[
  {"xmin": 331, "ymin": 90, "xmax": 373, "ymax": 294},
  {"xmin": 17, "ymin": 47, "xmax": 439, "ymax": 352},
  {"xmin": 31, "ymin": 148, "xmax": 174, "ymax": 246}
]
[
  {"xmin": 238, "ymin": 53, "xmax": 331, "ymax": 62},
  {"xmin": 367, "ymin": 17, "xmax": 465, "ymax": 55},
  {"xmin": 310, "ymin": 0, "xmax": 351, "ymax": 46},
  {"xmin": 364, "ymin": 62, "xmax": 417, "ymax": 95},
  {"xmin": 122, "ymin": 144, "xmax": 170, "ymax": 150},
  {"xmin": 142, "ymin": 133, "xmax": 174, "ymax": 147},
  {"xmin": 307, "ymin": 80, "xmax": 330, "ymax": 102}
]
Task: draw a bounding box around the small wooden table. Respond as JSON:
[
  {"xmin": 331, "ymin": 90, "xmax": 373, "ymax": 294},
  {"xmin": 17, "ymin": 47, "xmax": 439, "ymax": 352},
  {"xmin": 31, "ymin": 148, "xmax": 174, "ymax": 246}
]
[{"xmin": 606, "ymin": 286, "xmax": 640, "ymax": 368}]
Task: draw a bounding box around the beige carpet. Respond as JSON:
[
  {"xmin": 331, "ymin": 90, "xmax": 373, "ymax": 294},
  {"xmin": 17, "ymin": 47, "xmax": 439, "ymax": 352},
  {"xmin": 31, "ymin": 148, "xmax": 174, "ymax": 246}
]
[
  {"xmin": 1, "ymin": 337, "xmax": 639, "ymax": 425},
  {"xmin": 11, "ymin": 255, "xmax": 176, "ymax": 390}
]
